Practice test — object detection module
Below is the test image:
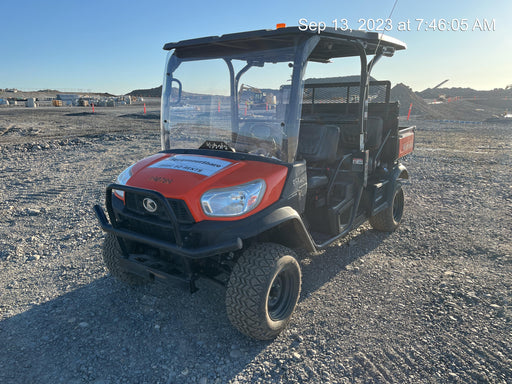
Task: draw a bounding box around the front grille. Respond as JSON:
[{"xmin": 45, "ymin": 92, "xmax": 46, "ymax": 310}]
[
  {"xmin": 124, "ymin": 193, "xmax": 194, "ymax": 224},
  {"xmin": 121, "ymin": 215, "xmax": 176, "ymax": 243},
  {"xmin": 167, "ymin": 200, "xmax": 194, "ymax": 224}
]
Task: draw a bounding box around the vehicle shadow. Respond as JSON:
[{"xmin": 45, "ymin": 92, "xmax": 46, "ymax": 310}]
[
  {"xmin": 299, "ymin": 226, "xmax": 392, "ymax": 297},
  {"xmin": 0, "ymin": 228, "xmax": 390, "ymax": 384},
  {"xmin": 0, "ymin": 275, "xmax": 267, "ymax": 384}
]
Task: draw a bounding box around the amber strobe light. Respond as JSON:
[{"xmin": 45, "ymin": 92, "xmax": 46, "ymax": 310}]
[{"xmin": 276, "ymin": 23, "xmax": 286, "ymax": 29}]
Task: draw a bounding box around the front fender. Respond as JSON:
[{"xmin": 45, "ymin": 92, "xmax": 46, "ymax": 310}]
[
  {"xmin": 253, "ymin": 206, "xmax": 316, "ymax": 252},
  {"xmin": 193, "ymin": 204, "xmax": 316, "ymax": 253}
]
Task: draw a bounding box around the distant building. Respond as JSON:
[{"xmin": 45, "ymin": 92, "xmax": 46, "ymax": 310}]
[{"xmin": 56, "ymin": 94, "xmax": 80, "ymax": 106}]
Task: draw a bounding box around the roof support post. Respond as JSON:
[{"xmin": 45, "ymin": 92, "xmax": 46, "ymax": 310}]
[{"xmin": 284, "ymin": 35, "xmax": 320, "ymax": 163}]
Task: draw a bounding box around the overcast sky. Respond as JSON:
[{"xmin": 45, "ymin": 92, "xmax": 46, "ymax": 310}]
[{"xmin": 1, "ymin": 0, "xmax": 510, "ymax": 94}]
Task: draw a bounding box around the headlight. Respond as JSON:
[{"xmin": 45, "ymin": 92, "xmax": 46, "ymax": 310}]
[
  {"xmin": 113, "ymin": 164, "xmax": 134, "ymax": 199},
  {"xmin": 201, "ymin": 180, "xmax": 266, "ymax": 217}
]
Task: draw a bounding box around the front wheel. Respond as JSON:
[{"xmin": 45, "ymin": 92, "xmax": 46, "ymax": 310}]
[
  {"xmin": 369, "ymin": 182, "xmax": 404, "ymax": 232},
  {"xmin": 226, "ymin": 243, "xmax": 301, "ymax": 340}
]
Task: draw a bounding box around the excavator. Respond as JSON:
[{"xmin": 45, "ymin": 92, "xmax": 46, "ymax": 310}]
[{"xmin": 239, "ymin": 84, "xmax": 275, "ymax": 110}]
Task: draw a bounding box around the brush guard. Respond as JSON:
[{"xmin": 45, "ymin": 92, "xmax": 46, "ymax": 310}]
[{"xmin": 94, "ymin": 184, "xmax": 243, "ymax": 291}]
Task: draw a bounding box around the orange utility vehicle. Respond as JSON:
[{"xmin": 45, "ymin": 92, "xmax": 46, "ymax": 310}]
[{"xmin": 94, "ymin": 27, "xmax": 414, "ymax": 339}]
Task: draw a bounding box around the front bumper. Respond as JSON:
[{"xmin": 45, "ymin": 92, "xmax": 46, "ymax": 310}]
[{"xmin": 94, "ymin": 184, "xmax": 243, "ymax": 259}]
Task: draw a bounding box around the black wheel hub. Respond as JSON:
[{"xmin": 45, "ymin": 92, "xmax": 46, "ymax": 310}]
[{"xmin": 267, "ymin": 268, "xmax": 297, "ymax": 321}]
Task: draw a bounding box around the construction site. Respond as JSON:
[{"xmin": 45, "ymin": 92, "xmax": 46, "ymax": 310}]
[
  {"xmin": 2, "ymin": 80, "xmax": 511, "ymax": 124},
  {"xmin": 0, "ymin": 89, "xmax": 144, "ymax": 109},
  {"xmin": 0, "ymin": 80, "xmax": 511, "ymax": 383}
]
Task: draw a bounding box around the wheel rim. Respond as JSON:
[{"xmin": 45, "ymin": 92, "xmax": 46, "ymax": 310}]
[
  {"xmin": 267, "ymin": 268, "xmax": 298, "ymax": 321},
  {"xmin": 392, "ymin": 189, "xmax": 404, "ymax": 223}
]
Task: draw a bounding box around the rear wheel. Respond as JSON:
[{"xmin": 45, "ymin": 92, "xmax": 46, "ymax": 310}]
[
  {"xmin": 370, "ymin": 182, "xmax": 404, "ymax": 232},
  {"xmin": 226, "ymin": 243, "xmax": 301, "ymax": 340},
  {"xmin": 102, "ymin": 233, "xmax": 146, "ymax": 286}
]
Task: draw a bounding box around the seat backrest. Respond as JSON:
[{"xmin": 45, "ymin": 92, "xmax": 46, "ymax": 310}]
[
  {"xmin": 339, "ymin": 116, "xmax": 384, "ymax": 150},
  {"xmin": 366, "ymin": 116, "xmax": 383, "ymax": 149},
  {"xmin": 297, "ymin": 124, "xmax": 340, "ymax": 163}
]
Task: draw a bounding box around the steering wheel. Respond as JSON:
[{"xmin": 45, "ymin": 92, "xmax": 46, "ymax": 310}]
[
  {"xmin": 248, "ymin": 123, "xmax": 272, "ymax": 139},
  {"xmin": 244, "ymin": 123, "xmax": 278, "ymax": 156}
]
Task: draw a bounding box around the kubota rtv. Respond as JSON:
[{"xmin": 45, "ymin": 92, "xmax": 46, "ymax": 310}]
[{"xmin": 94, "ymin": 26, "xmax": 414, "ymax": 340}]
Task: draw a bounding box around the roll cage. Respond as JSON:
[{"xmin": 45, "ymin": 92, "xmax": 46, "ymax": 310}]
[{"xmin": 161, "ymin": 27, "xmax": 406, "ymax": 163}]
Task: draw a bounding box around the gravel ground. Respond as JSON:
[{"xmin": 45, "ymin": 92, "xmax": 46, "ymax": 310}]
[{"xmin": 0, "ymin": 106, "xmax": 511, "ymax": 384}]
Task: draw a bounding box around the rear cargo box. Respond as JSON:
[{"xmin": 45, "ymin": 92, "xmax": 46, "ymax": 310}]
[
  {"xmin": 398, "ymin": 127, "xmax": 415, "ymax": 158},
  {"xmin": 381, "ymin": 125, "xmax": 415, "ymax": 163}
]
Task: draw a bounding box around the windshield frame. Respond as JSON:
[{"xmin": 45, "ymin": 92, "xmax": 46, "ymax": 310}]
[{"xmin": 160, "ymin": 36, "xmax": 320, "ymax": 163}]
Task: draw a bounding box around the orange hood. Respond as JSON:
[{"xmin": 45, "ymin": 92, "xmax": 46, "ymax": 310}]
[{"xmin": 126, "ymin": 153, "xmax": 288, "ymax": 222}]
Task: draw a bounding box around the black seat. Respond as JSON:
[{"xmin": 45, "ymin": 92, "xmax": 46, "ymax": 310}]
[
  {"xmin": 339, "ymin": 116, "xmax": 383, "ymax": 150},
  {"xmin": 308, "ymin": 175, "xmax": 329, "ymax": 189},
  {"xmin": 297, "ymin": 124, "xmax": 340, "ymax": 189},
  {"xmin": 297, "ymin": 124, "xmax": 340, "ymax": 163}
]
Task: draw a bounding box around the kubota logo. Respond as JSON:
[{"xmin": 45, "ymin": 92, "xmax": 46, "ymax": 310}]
[{"xmin": 142, "ymin": 198, "xmax": 158, "ymax": 213}]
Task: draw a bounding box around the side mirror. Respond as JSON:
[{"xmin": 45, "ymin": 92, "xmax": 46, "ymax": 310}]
[{"xmin": 169, "ymin": 78, "xmax": 182, "ymax": 105}]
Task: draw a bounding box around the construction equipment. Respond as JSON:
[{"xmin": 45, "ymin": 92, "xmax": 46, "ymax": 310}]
[
  {"xmin": 94, "ymin": 26, "xmax": 414, "ymax": 340},
  {"xmin": 432, "ymin": 79, "xmax": 449, "ymax": 89},
  {"xmin": 239, "ymin": 84, "xmax": 275, "ymax": 109}
]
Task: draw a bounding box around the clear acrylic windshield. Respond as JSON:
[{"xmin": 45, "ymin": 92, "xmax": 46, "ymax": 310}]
[{"xmin": 161, "ymin": 50, "xmax": 296, "ymax": 162}]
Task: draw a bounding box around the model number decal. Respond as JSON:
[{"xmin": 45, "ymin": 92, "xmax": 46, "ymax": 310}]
[
  {"xmin": 150, "ymin": 176, "xmax": 174, "ymax": 184},
  {"xmin": 149, "ymin": 155, "xmax": 232, "ymax": 176}
]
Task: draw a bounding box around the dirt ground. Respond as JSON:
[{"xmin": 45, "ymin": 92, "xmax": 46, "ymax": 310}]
[{"xmin": 0, "ymin": 104, "xmax": 511, "ymax": 384}]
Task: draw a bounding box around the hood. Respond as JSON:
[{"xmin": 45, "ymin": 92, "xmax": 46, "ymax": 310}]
[{"xmin": 126, "ymin": 153, "xmax": 288, "ymax": 222}]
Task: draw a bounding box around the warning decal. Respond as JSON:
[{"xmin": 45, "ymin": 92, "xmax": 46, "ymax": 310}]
[{"xmin": 149, "ymin": 155, "xmax": 232, "ymax": 176}]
